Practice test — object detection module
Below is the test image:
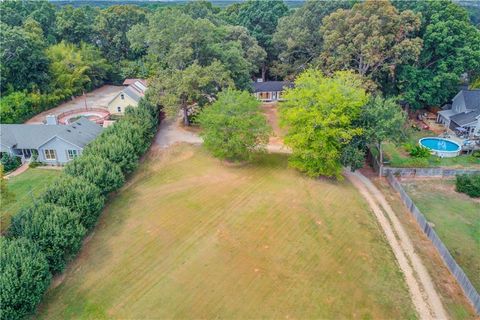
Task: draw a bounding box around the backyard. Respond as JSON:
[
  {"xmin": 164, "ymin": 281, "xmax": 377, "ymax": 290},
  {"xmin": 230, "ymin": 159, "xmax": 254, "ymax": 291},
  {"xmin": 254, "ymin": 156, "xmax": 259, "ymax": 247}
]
[
  {"xmin": 37, "ymin": 144, "xmax": 416, "ymax": 319},
  {"xmin": 1, "ymin": 168, "xmax": 61, "ymax": 233},
  {"xmin": 401, "ymin": 178, "xmax": 480, "ymax": 292},
  {"xmin": 381, "ymin": 129, "xmax": 480, "ymax": 168}
]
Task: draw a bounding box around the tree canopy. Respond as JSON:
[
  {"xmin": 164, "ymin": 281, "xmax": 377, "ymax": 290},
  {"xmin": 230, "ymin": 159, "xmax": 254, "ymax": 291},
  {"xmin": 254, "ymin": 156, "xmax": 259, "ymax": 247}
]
[
  {"xmin": 198, "ymin": 89, "xmax": 271, "ymax": 161},
  {"xmin": 280, "ymin": 69, "xmax": 369, "ymax": 179}
]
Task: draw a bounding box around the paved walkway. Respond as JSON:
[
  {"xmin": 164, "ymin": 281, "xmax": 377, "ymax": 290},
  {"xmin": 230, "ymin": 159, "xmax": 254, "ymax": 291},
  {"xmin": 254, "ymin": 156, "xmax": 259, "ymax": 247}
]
[
  {"xmin": 4, "ymin": 163, "xmax": 29, "ymax": 179},
  {"xmin": 345, "ymin": 170, "xmax": 448, "ymax": 320}
]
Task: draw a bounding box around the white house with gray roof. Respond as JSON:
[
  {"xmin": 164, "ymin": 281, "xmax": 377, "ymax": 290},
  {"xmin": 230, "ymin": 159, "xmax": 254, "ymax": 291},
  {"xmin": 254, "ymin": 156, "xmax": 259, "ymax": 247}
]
[
  {"xmin": 437, "ymin": 89, "xmax": 480, "ymax": 135},
  {"xmin": 0, "ymin": 117, "xmax": 102, "ymax": 165}
]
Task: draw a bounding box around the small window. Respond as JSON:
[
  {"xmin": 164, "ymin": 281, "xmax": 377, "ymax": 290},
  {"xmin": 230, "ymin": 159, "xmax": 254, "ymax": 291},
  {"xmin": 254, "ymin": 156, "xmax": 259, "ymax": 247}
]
[
  {"xmin": 44, "ymin": 149, "xmax": 56, "ymax": 160},
  {"xmin": 117, "ymin": 106, "xmax": 122, "ymax": 112},
  {"xmin": 120, "ymin": 94, "xmax": 125, "ymax": 100},
  {"xmin": 66, "ymin": 149, "xmax": 78, "ymax": 160}
]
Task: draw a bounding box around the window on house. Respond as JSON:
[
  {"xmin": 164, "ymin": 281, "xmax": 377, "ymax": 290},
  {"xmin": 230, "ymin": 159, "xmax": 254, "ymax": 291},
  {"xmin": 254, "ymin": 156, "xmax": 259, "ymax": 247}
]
[
  {"xmin": 66, "ymin": 149, "xmax": 78, "ymax": 160},
  {"xmin": 44, "ymin": 149, "xmax": 56, "ymax": 160},
  {"xmin": 121, "ymin": 94, "xmax": 125, "ymax": 100},
  {"xmin": 117, "ymin": 106, "xmax": 122, "ymax": 112}
]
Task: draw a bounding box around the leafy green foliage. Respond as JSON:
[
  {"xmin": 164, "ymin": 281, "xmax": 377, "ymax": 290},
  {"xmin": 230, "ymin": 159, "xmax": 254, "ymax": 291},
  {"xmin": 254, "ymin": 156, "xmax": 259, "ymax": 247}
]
[
  {"xmin": 406, "ymin": 144, "xmax": 431, "ymax": 158},
  {"xmin": 55, "ymin": 5, "xmax": 98, "ymax": 44},
  {"xmin": 272, "ymin": 0, "xmax": 354, "ymax": 78},
  {"xmin": 0, "ymin": 237, "xmax": 51, "ymax": 320},
  {"xmin": 281, "ymin": 69, "xmax": 368, "ymax": 179},
  {"xmin": 10, "ymin": 202, "xmax": 86, "ymax": 273},
  {"xmin": 456, "ymin": 174, "xmax": 480, "ymax": 198},
  {"xmin": 42, "ymin": 176, "xmax": 105, "ymax": 231},
  {"xmin": 319, "ymin": 0, "xmax": 422, "ymax": 89},
  {"xmin": 395, "ymin": 0, "xmax": 480, "ymax": 108},
  {"xmin": 94, "ymin": 5, "xmax": 147, "ymax": 61},
  {"xmin": 64, "ymin": 155, "xmax": 124, "ymax": 195},
  {"xmin": 0, "ymin": 153, "xmax": 21, "ymax": 173},
  {"xmin": 150, "ymin": 61, "xmax": 233, "ymax": 125},
  {"xmin": 198, "ymin": 89, "xmax": 270, "ymax": 161}
]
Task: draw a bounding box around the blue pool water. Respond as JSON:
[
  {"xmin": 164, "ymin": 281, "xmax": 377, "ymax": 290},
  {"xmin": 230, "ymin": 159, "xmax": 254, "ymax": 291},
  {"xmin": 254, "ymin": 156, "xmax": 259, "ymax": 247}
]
[{"xmin": 419, "ymin": 138, "xmax": 461, "ymax": 152}]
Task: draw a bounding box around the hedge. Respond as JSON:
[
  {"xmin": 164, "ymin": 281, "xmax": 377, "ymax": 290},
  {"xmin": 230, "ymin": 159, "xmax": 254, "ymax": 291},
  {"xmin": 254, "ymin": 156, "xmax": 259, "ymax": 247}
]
[
  {"xmin": 456, "ymin": 174, "xmax": 480, "ymax": 198},
  {"xmin": 1, "ymin": 98, "xmax": 159, "ymax": 319}
]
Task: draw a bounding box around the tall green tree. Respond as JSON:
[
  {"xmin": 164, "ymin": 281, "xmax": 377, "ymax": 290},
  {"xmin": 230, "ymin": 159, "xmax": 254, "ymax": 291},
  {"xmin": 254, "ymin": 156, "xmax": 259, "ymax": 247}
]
[
  {"xmin": 198, "ymin": 89, "xmax": 271, "ymax": 161},
  {"xmin": 94, "ymin": 5, "xmax": 147, "ymax": 61},
  {"xmin": 149, "ymin": 61, "xmax": 233, "ymax": 126},
  {"xmin": 359, "ymin": 96, "xmax": 406, "ymax": 165},
  {"xmin": 280, "ymin": 69, "xmax": 368, "ymax": 179},
  {"xmin": 0, "ymin": 238, "xmax": 51, "ymax": 320},
  {"xmin": 272, "ymin": 0, "xmax": 354, "ymax": 78},
  {"xmin": 319, "ymin": 0, "xmax": 422, "ymax": 90},
  {"xmin": 395, "ymin": 0, "xmax": 480, "ymax": 108},
  {"xmin": 223, "ymin": 0, "xmax": 289, "ymax": 79},
  {"xmin": 55, "ymin": 5, "xmax": 99, "ymax": 44},
  {"xmin": 0, "ymin": 23, "xmax": 49, "ymax": 92}
]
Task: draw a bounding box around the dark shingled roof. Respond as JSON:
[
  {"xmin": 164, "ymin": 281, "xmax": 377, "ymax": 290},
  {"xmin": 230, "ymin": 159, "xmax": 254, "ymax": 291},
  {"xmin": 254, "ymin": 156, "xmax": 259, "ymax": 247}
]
[
  {"xmin": 252, "ymin": 81, "xmax": 293, "ymax": 93},
  {"xmin": 459, "ymin": 89, "xmax": 480, "ymax": 110},
  {"xmin": 450, "ymin": 109, "xmax": 480, "ymax": 126}
]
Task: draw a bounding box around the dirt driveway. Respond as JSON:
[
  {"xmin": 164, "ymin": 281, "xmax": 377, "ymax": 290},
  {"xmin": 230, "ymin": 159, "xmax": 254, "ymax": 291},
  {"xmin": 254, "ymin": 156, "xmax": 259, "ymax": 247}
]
[{"xmin": 27, "ymin": 85, "xmax": 123, "ymax": 124}]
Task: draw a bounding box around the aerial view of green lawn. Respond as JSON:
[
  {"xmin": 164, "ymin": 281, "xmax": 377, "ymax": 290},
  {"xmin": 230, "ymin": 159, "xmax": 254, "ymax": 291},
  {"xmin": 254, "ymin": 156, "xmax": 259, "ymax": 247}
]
[
  {"xmin": 37, "ymin": 145, "xmax": 415, "ymax": 319},
  {"xmin": 0, "ymin": 168, "xmax": 61, "ymax": 233},
  {"xmin": 401, "ymin": 179, "xmax": 480, "ymax": 292}
]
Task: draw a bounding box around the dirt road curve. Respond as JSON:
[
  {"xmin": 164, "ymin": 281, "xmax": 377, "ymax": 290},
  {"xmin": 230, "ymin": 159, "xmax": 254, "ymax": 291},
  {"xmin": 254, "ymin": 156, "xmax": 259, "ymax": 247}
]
[{"xmin": 345, "ymin": 170, "xmax": 448, "ymax": 320}]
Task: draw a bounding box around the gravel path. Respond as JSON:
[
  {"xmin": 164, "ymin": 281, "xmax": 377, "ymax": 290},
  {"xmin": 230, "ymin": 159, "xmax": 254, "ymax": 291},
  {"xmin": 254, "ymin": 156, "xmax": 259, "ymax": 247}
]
[
  {"xmin": 153, "ymin": 117, "xmax": 203, "ymax": 149},
  {"xmin": 345, "ymin": 170, "xmax": 448, "ymax": 320}
]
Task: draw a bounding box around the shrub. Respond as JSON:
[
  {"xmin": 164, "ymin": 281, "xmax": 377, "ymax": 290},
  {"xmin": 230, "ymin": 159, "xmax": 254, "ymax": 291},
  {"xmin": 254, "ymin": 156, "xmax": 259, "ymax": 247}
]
[
  {"xmin": 0, "ymin": 153, "xmax": 21, "ymax": 172},
  {"xmin": 456, "ymin": 174, "xmax": 480, "ymax": 198},
  {"xmin": 9, "ymin": 202, "xmax": 86, "ymax": 273},
  {"xmin": 406, "ymin": 144, "xmax": 431, "ymax": 158},
  {"xmin": 42, "ymin": 175, "xmax": 105, "ymax": 231},
  {"xmin": 198, "ymin": 89, "xmax": 270, "ymax": 161},
  {"xmin": 64, "ymin": 155, "xmax": 124, "ymax": 195},
  {"xmin": 0, "ymin": 237, "xmax": 51, "ymax": 320}
]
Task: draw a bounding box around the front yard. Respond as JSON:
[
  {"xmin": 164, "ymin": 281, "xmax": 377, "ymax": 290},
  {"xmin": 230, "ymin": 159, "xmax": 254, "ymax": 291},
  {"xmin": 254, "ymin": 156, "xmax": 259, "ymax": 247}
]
[
  {"xmin": 1, "ymin": 168, "xmax": 61, "ymax": 233},
  {"xmin": 37, "ymin": 145, "xmax": 415, "ymax": 319},
  {"xmin": 381, "ymin": 129, "xmax": 480, "ymax": 168},
  {"xmin": 401, "ymin": 178, "xmax": 480, "ymax": 292}
]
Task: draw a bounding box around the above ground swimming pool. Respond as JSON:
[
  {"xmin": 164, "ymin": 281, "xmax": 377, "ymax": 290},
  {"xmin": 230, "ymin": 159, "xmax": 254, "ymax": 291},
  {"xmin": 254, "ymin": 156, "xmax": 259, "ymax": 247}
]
[{"xmin": 419, "ymin": 137, "xmax": 461, "ymax": 157}]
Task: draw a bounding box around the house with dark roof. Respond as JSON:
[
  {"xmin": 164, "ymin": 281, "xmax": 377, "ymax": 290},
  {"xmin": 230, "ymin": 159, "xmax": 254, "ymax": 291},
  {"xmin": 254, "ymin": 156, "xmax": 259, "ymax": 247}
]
[
  {"xmin": 252, "ymin": 80, "xmax": 293, "ymax": 102},
  {"xmin": 108, "ymin": 79, "xmax": 147, "ymax": 115},
  {"xmin": 437, "ymin": 89, "xmax": 480, "ymax": 135},
  {"xmin": 0, "ymin": 117, "xmax": 102, "ymax": 165}
]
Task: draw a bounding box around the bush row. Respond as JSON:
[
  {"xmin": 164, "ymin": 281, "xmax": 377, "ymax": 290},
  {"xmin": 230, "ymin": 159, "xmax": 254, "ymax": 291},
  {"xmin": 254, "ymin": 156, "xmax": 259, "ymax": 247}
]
[
  {"xmin": 0, "ymin": 99, "xmax": 159, "ymax": 320},
  {"xmin": 456, "ymin": 174, "xmax": 480, "ymax": 198}
]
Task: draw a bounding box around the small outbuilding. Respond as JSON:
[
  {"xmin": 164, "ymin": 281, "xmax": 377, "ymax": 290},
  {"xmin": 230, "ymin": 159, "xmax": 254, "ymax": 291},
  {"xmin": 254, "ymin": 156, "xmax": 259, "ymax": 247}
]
[{"xmin": 108, "ymin": 79, "xmax": 148, "ymax": 115}]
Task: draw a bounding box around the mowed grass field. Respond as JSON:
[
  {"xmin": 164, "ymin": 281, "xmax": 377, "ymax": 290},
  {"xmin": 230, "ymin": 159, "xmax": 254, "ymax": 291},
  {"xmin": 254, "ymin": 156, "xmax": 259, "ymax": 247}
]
[
  {"xmin": 402, "ymin": 179, "xmax": 480, "ymax": 292},
  {"xmin": 1, "ymin": 168, "xmax": 60, "ymax": 233},
  {"xmin": 38, "ymin": 145, "xmax": 416, "ymax": 319}
]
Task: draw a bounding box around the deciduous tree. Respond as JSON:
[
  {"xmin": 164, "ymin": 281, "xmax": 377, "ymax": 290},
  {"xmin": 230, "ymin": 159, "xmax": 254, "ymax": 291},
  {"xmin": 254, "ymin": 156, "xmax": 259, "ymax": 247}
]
[
  {"xmin": 319, "ymin": 0, "xmax": 422, "ymax": 89},
  {"xmin": 198, "ymin": 89, "xmax": 270, "ymax": 161},
  {"xmin": 280, "ymin": 69, "xmax": 368, "ymax": 179}
]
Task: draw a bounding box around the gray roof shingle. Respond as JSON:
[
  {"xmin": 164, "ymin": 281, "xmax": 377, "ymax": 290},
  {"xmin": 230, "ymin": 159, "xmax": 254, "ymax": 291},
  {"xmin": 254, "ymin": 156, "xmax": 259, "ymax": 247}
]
[
  {"xmin": 0, "ymin": 117, "xmax": 102, "ymax": 150},
  {"xmin": 450, "ymin": 109, "xmax": 480, "ymax": 126},
  {"xmin": 252, "ymin": 81, "xmax": 293, "ymax": 93},
  {"xmin": 460, "ymin": 89, "xmax": 480, "ymax": 110}
]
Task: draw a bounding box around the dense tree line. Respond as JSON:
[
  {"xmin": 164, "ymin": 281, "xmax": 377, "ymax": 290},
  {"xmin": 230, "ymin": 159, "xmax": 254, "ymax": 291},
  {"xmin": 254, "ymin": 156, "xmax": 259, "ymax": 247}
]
[{"xmin": 0, "ymin": 100, "xmax": 159, "ymax": 320}]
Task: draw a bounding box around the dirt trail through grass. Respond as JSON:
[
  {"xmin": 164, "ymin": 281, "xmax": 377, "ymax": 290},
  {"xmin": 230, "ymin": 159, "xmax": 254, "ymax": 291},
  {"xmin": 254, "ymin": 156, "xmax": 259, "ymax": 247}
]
[{"xmin": 345, "ymin": 170, "xmax": 448, "ymax": 320}]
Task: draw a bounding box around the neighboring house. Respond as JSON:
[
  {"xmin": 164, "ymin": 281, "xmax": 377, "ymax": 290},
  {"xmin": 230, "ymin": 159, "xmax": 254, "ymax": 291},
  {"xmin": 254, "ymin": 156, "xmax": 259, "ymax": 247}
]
[
  {"xmin": 0, "ymin": 117, "xmax": 102, "ymax": 165},
  {"xmin": 107, "ymin": 79, "xmax": 147, "ymax": 115},
  {"xmin": 252, "ymin": 80, "xmax": 293, "ymax": 102},
  {"xmin": 437, "ymin": 89, "xmax": 480, "ymax": 135}
]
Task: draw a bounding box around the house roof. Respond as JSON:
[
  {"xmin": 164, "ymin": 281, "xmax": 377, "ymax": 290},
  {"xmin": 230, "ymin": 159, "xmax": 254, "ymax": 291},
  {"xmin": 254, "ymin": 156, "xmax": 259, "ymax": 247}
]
[
  {"xmin": 123, "ymin": 78, "xmax": 147, "ymax": 86},
  {"xmin": 110, "ymin": 81, "xmax": 147, "ymax": 105},
  {"xmin": 123, "ymin": 86, "xmax": 143, "ymax": 103},
  {"xmin": 252, "ymin": 81, "xmax": 293, "ymax": 93},
  {"xmin": 450, "ymin": 109, "xmax": 480, "ymax": 126},
  {"xmin": 458, "ymin": 89, "xmax": 480, "ymax": 110},
  {"xmin": 0, "ymin": 117, "xmax": 102, "ymax": 150}
]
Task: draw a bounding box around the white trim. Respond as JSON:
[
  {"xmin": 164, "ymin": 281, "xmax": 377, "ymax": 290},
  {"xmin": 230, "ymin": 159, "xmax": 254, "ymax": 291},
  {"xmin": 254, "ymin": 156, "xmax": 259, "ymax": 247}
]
[{"xmin": 37, "ymin": 135, "xmax": 83, "ymax": 150}]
